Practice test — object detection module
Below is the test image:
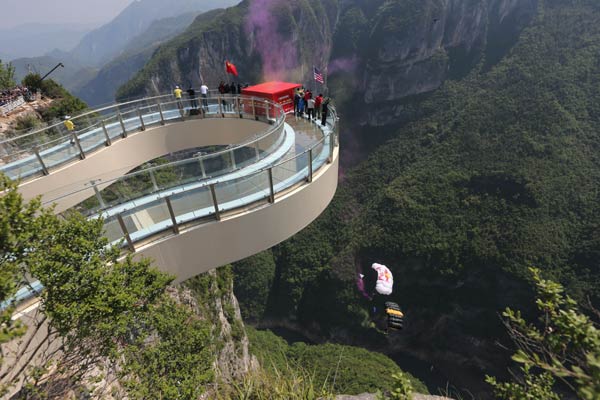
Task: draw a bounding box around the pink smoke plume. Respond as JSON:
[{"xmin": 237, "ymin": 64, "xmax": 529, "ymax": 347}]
[
  {"xmin": 246, "ymin": 0, "xmax": 298, "ymax": 81},
  {"xmin": 328, "ymin": 56, "xmax": 359, "ymax": 75},
  {"xmin": 356, "ymin": 274, "xmax": 372, "ymax": 300}
]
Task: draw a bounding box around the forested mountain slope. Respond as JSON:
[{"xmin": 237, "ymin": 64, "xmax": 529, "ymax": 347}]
[
  {"xmin": 116, "ymin": 0, "xmax": 600, "ymax": 397},
  {"xmin": 234, "ymin": 0, "xmax": 600, "ymax": 397},
  {"xmin": 75, "ymin": 10, "xmax": 222, "ymax": 105},
  {"xmin": 70, "ymin": 0, "xmax": 239, "ymax": 68}
]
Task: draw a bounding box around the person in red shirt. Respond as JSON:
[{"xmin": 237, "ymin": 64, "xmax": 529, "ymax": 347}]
[
  {"xmin": 314, "ymin": 93, "xmax": 323, "ymax": 120},
  {"xmin": 304, "ymin": 90, "xmax": 311, "ymax": 103}
]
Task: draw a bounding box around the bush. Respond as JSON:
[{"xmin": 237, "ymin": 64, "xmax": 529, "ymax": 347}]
[
  {"xmin": 12, "ymin": 114, "xmax": 40, "ymax": 132},
  {"xmin": 247, "ymin": 328, "xmax": 428, "ymax": 396},
  {"xmin": 219, "ymin": 361, "xmax": 334, "ymax": 400}
]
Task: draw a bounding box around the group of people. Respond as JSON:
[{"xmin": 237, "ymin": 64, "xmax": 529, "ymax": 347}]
[
  {"xmin": 294, "ymin": 87, "xmax": 330, "ymax": 126},
  {"xmin": 174, "ymin": 82, "xmax": 253, "ymax": 112},
  {"xmin": 218, "ymin": 81, "xmax": 245, "ymax": 95},
  {"xmin": 173, "ymin": 83, "xmax": 209, "ymax": 110},
  {"xmin": 0, "ymin": 86, "xmax": 30, "ymax": 106},
  {"xmin": 171, "ymin": 83, "xmax": 331, "ymax": 125},
  {"xmin": 0, "ymin": 86, "xmax": 33, "ymax": 116}
]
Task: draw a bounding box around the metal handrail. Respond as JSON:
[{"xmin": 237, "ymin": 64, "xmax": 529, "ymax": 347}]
[
  {"xmin": 0, "ymin": 108, "xmax": 338, "ymax": 310},
  {"xmin": 0, "ymin": 94, "xmax": 286, "ymax": 181},
  {"xmin": 48, "ymin": 107, "xmax": 336, "ymax": 221},
  {"xmin": 101, "ymin": 107, "xmax": 339, "ymax": 249},
  {"xmin": 95, "ymin": 106, "xmax": 337, "ymax": 217},
  {"xmin": 0, "ymin": 92, "xmax": 283, "ymax": 145},
  {"xmin": 0, "ymin": 106, "xmax": 340, "ymax": 313},
  {"xmin": 42, "ymin": 120, "xmax": 287, "ymax": 207},
  {"xmin": 0, "ymin": 88, "xmax": 224, "ymax": 142}
]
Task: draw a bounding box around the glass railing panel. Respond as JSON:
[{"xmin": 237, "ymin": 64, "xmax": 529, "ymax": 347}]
[
  {"xmin": 159, "ymin": 99, "xmax": 183, "ymax": 121},
  {"xmin": 99, "ymin": 200, "xmax": 170, "ymax": 245},
  {"xmin": 205, "ymin": 97, "xmax": 220, "ymax": 115},
  {"xmin": 0, "ymin": 147, "xmax": 45, "ymax": 180},
  {"xmin": 140, "ymin": 104, "xmax": 163, "ymax": 127},
  {"xmin": 311, "ymin": 139, "xmax": 326, "ymax": 167},
  {"xmin": 271, "ymin": 152, "xmax": 309, "ymax": 191},
  {"xmin": 73, "ymin": 192, "xmax": 103, "ymax": 216},
  {"xmin": 38, "ymin": 135, "xmax": 83, "ymax": 171},
  {"xmin": 233, "ymin": 146, "xmax": 257, "ymax": 170},
  {"xmin": 170, "ymin": 186, "xmax": 213, "ymax": 222},
  {"xmin": 219, "ymin": 95, "xmax": 236, "ymax": 115},
  {"xmin": 253, "ymin": 102, "xmax": 270, "ymax": 123},
  {"xmin": 102, "ymin": 214, "xmax": 126, "ymax": 244},
  {"xmin": 98, "ymin": 171, "xmax": 157, "ymax": 210},
  {"xmin": 180, "ymin": 98, "xmax": 199, "ymax": 114},
  {"xmin": 239, "ymin": 98, "xmax": 257, "ymax": 119},
  {"xmin": 202, "ymin": 152, "xmax": 233, "ymax": 178},
  {"xmin": 119, "ymin": 109, "xmax": 142, "ymax": 133},
  {"xmin": 256, "ymin": 126, "xmax": 279, "ymax": 153},
  {"xmin": 214, "ymin": 170, "xmax": 270, "ymax": 211},
  {"xmin": 103, "ymin": 115, "xmax": 124, "ymax": 140},
  {"xmin": 119, "ymin": 200, "xmax": 171, "ymax": 241},
  {"xmin": 77, "ymin": 120, "xmax": 110, "ymax": 154},
  {"xmin": 153, "ymin": 159, "xmax": 200, "ymax": 191}
]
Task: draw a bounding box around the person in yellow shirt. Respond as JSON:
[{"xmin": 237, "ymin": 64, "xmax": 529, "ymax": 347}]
[
  {"xmin": 174, "ymin": 85, "xmax": 183, "ymax": 99},
  {"xmin": 64, "ymin": 116, "xmax": 76, "ymax": 144},
  {"xmin": 174, "ymin": 85, "xmax": 183, "ymax": 109},
  {"xmin": 63, "ymin": 117, "xmax": 74, "ymax": 131}
]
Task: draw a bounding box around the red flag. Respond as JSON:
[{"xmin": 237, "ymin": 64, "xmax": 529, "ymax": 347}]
[{"xmin": 225, "ymin": 60, "xmax": 238, "ymax": 77}]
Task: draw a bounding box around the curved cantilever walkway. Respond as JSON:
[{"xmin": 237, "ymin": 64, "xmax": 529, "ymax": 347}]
[{"xmin": 2, "ymin": 94, "xmax": 340, "ymax": 282}]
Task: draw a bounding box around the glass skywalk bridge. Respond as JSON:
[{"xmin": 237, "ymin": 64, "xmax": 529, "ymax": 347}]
[
  {"xmin": 0, "ymin": 94, "xmax": 283, "ymax": 181},
  {"xmin": 1, "ymin": 93, "xmax": 339, "ymax": 275}
]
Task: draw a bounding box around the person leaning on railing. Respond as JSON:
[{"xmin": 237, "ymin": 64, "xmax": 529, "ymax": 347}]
[
  {"xmin": 63, "ymin": 116, "xmax": 76, "ymax": 145},
  {"xmin": 173, "ymin": 85, "xmax": 183, "ymax": 109},
  {"xmin": 200, "ymin": 82, "xmax": 209, "ymax": 110},
  {"xmin": 321, "ymin": 98, "xmax": 330, "ymax": 126}
]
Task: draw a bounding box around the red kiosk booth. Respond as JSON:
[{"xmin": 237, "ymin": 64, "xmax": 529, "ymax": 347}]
[{"xmin": 241, "ymin": 81, "xmax": 301, "ymax": 116}]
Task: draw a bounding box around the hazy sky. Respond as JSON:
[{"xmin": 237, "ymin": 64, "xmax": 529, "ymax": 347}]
[{"xmin": 3, "ymin": 0, "xmax": 133, "ymax": 29}]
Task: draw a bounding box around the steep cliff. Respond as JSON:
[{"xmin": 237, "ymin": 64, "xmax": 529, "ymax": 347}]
[
  {"xmin": 184, "ymin": 267, "xmax": 257, "ymax": 386},
  {"xmin": 116, "ymin": 0, "xmax": 600, "ymax": 397},
  {"xmin": 70, "ymin": 0, "xmax": 240, "ymax": 68},
  {"xmin": 117, "ymin": 0, "xmax": 339, "ymax": 98},
  {"xmin": 229, "ymin": 0, "xmax": 600, "ymax": 398},
  {"xmin": 329, "ymin": 0, "xmax": 538, "ymax": 128},
  {"xmin": 118, "ymin": 0, "xmax": 536, "ymax": 121},
  {"xmin": 117, "ymin": 0, "xmax": 537, "ymax": 166},
  {"xmin": 75, "ymin": 10, "xmax": 222, "ymax": 106}
]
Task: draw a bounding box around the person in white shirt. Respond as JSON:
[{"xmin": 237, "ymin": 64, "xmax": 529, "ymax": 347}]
[
  {"xmin": 307, "ymin": 97, "xmax": 316, "ymax": 120},
  {"xmin": 200, "ymin": 83, "xmax": 209, "ymax": 109}
]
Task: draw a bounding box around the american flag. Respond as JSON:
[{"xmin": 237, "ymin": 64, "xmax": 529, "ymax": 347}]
[{"xmin": 313, "ymin": 66, "xmax": 324, "ymax": 84}]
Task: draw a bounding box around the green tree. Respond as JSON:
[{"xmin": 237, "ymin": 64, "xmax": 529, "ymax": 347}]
[
  {"xmin": 247, "ymin": 328, "xmax": 427, "ymax": 396},
  {"xmin": 0, "ymin": 59, "xmax": 15, "ymax": 90},
  {"xmin": 27, "ymin": 212, "xmax": 172, "ymax": 366},
  {"xmin": 120, "ymin": 296, "xmax": 214, "ymax": 399},
  {"xmin": 0, "ymin": 176, "xmax": 216, "ymax": 399},
  {"xmin": 0, "ymin": 176, "xmax": 54, "ymax": 346},
  {"xmin": 487, "ymin": 268, "xmax": 600, "ymax": 399},
  {"xmin": 232, "ymin": 251, "xmax": 276, "ymax": 321},
  {"xmin": 20, "ymin": 73, "xmax": 43, "ymax": 92}
]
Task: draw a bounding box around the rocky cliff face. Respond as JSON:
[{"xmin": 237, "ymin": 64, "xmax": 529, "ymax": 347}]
[
  {"xmin": 118, "ymin": 0, "xmax": 537, "ymax": 166},
  {"xmin": 329, "ymin": 0, "xmax": 538, "ymax": 127},
  {"xmin": 70, "ymin": 0, "xmax": 239, "ymax": 68},
  {"xmin": 119, "ymin": 0, "xmax": 536, "ymax": 123},
  {"xmin": 117, "ymin": 0, "xmax": 338, "ymax": 98},
  {"xmin": 182, "ymin": 268, "xmax": 257, "ymax": 386}
]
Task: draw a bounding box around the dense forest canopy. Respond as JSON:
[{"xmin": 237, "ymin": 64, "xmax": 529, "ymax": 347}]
[{"xmin": 232, "ymin": 0, "xmax": 600, "ymax": 395}]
